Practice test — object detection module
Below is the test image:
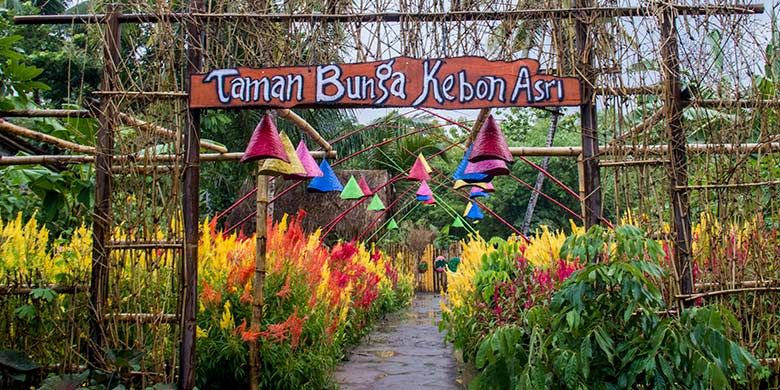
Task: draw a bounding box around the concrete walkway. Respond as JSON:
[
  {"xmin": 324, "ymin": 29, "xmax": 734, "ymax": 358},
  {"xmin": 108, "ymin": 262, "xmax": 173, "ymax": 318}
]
[{"xmin": 334, "ymin": 293, "xmax": 463, "ymax": 389}]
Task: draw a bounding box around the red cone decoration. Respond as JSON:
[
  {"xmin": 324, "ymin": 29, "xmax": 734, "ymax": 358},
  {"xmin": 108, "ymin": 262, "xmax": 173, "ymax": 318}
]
[
  {"xmin": 464, "ymin": 158, "xmax": 509, "ymax": 176},
  {"xmin": 469, "ymin": 114, "xmax": 513, "ymax": 163},
  {"xmin": 407, "ymin": 156, "xmax": 431, "ymax": 181},
  {"xmin": 240, "ymin": 114, "xmax": 290, "ymax": 163},
  {"xmin": 357, "ymin": 175, "xmax": 373, "ymax": 197}
]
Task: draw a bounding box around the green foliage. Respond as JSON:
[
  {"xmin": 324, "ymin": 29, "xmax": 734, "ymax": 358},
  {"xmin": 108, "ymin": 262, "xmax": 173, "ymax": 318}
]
[{"xmin": 468, "ymin": 225, "xmax": 767, "ymax": 389}]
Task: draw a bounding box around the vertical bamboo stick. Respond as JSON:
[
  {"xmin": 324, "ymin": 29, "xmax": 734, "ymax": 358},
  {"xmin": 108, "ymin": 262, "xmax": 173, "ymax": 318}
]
[
  {"xmin": 250, "ymin": 172, "xmax": 269, "ymax": 389},
  {"xmin": 89, "ymin": 3, "xmax": 119, "ymax": 368}
]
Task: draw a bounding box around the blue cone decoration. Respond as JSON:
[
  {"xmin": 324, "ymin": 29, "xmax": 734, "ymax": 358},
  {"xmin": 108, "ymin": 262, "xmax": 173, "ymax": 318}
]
[
  {"xmin": 307, "ymin": 159, "xmax": 343, "ymax": 193},
  {"xmin": 416, "ymin": 194, "xmax": 432, "ymax": 201},
  {"xmin": 466, "ymin": 202, "xmax": 484, "ymax": 220},
  {"xmin": 453, "ymin": 145, "xmax": 490, "ymax": 183},
  {"xmin": 469, "ymin": 189, "xmax": 489, "ymax": 199}
]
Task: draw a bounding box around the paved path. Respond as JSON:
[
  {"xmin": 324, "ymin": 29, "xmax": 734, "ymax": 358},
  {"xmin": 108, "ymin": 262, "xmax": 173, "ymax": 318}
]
[{"xmin": 334, "ymin": 293, "xmax": 464, "ymax": 389}]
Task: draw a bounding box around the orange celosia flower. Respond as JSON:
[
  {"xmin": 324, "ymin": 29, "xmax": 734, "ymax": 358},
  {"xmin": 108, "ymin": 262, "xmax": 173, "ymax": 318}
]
[
  {"xmin": 200, "ymin": 281, "xmax": 221, "ymax": 305},
  {"xmin": 240, "ymin": 284, "xmax": 253, "ymax": 304},
  {"xmin": 241, "ymin": 330, "xmax": 262, "ymax": 342}
]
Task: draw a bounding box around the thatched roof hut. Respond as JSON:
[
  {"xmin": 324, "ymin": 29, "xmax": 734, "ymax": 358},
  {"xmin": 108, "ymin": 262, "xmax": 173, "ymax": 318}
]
[{"xmin": 222, "ymin": 169, "xmax": 392, "ymax": 242}]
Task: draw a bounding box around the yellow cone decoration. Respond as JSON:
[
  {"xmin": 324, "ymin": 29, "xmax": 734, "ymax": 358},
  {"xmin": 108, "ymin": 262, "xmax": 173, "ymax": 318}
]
[
  {"xmin": 258, "ymin": 133, "xmax": 306, "ymax": 176},
  {"xmin": 418, "ymin": 153, "xmax": 433, "ymax": 173}
]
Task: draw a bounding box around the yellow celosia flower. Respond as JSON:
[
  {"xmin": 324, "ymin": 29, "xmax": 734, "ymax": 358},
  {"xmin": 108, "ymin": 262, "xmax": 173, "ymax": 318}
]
[
  {"xmin": 196, "ymin": 326, "xmax": 207, "ymax": 339},
  {"xmin": 219, "ymin": 301, "xmax": 233, "ymax": 330}
]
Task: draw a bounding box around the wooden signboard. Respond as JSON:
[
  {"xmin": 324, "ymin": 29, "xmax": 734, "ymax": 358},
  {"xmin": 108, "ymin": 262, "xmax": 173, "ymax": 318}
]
[{"xmin": 189, "ymin": 57, "xmax": 581, "ymax": 109}]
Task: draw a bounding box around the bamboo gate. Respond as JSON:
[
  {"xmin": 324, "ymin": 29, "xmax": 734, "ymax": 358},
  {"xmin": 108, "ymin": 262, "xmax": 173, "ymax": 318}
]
[{"xmin": 1, "ymin": 0, "xmax": 778, "ymax": 387}]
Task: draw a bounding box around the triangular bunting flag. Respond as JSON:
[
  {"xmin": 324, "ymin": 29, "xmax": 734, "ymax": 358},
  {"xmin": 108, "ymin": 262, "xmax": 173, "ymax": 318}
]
[
  {"xmin": 407, "ymin": 156, "xmax": 431, "ymax": 181},
  {"xmin": 451, "ymin": 216, "xmax": 465, "ymax": 228},
  {"xmin": 466, "ymin": 202, "xmax": 484, "ymax": 220},
  {"xmin": 423, "ymin": 197, "xmax": 436, "ymax": 205},
  {"xmin": 416, "ymin": 194, "xmax": 432, "ymax": 201},
  {"xmin": 340, "ymin": 176, "xmax": 365, "ymax": 200},
  {"xmin": 258, "ymin": 133, "xmax": 306, "ymax": 176},
  {"xmin": 307, "ymin": 159, "xmax": 343, "ymax": 193},
  {"xmin": 452, "ymin": 145, "xmax": 489, "ymax": 183},
  {"xmin": 418, "ymin": 153, "xmax": 433, "ymax": 173},
  {"xmin": 357, "ymin": 175, "xmax": 373, "ymax": 197},
  {"xmin": 367, "ymin": 194, "xmax": 386, "ymax": 211},
  {"xmin": 470, "ymin": 114, "xmax": 513, "ymax": 163},
  {"xmin": 387, "ymin": 218, "xmax": 399, "ymax": 230},
  {"xmin": 484, "ymin": 182, "xmax": 495, "ymax": 193},
  {"xmin": 284, "ymin": 140, "xmax": 324, "ymax": 180}
]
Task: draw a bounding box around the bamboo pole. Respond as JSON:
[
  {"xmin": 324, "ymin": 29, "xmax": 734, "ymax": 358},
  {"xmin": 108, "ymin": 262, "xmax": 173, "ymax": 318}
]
[
  {"xmin": 117, "ymin": 112, "xmax": 227, "ymax": 153},
  {"xmin": 276, "ymin": 109, "xmax": 332, "ymax": 152},
  {"xmin": 677, "ymin": 287, "xmax": 780, "ymax": 302},
  {"xmin": 250, "ymin": 171, "xmax": 269, "ymax": 390},
  {"xmin": 0, "ymin": 119, "xmax": 95, "ymax": 153},
  {"xmin": 608, "ymin": 107, "xmax": 666, "ymax": 147},
  {"xmin": 12, "ymin": 4, "xmax": 765, "ymax": 25},
  {"xmin": 0, "ymin": 151, "xmax": 336, "ymax": 166},
  {"xmin": 0, "ymin": 109, "xmax": 91, "ymax": 118}
]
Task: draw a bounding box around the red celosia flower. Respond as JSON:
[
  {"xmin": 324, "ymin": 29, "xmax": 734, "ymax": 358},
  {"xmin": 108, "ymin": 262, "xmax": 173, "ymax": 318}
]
[
  {"xmin": 276, "ymin": 275, "xmax": 292, "ymax": 299},
  {"xmin": 240, "ymin": 285, "xmax": 253, "ymax": 304},
  {"xmin": 284, "ymin": 308, "xmax": 306, "ymax": 349},
  {"xmin": 235, "ymin": 319, "xmax": 248, "ymax": 335},
  {"xmin": 241, "ymin": 329, "xmax": 262, "ymax": 342}
]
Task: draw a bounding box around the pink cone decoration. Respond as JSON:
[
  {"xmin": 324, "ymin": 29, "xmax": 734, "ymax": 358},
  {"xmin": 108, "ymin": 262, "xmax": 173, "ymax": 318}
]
[
  {"xmin": 469, "ymin": 114, "xmax": 513, "ymax": 163},
  {"xmin": 484, "ymin": 182, "xmax": 495, "ymax": 192},
  {"xmin": 241, "ymin": 114, "xmax": 290, "ymax": 163},
  {"xmin": 423, "ymin": 197, "xmax": 436, "ymax": 205},
  {"xmin": 357, "ymin": 176, "xmax": 373, "ymax": 197},
  {"xmin": 416, "ymin": 180, "xmax": 433, "ymax": 198},
  {"xmin": 407, "ymin": 156, "xmax": 431, "ymax": 181},
  {"xmin": 464, "ymin": 158, "xmax": 509, "ymax": 176},
  {"xmin": 283, "ymin": 140, "xmax": 324, "ymax": 180}
]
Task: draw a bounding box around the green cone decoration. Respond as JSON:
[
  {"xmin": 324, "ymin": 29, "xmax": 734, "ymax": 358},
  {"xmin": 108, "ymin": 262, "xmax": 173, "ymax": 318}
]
[
  {"xmin": 451, "ymin": 216, "xmax": 465, "ymax": 228},
  {"xmin": 340, "ymin": 175, "xmax": 365, "ymax": 200},
  {"xmin": 387, "ymin": 218, "xmax": 399, "ymax": 230},
  {"xmin": 367, "ymin": 194, "xmax": 386, "ymax": 211}
]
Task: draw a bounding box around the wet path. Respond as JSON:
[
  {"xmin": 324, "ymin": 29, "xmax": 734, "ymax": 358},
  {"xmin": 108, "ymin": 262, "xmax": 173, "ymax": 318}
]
[{"xmin": 334, "ymin": 293, "xmax": 463, "ymax": 389}]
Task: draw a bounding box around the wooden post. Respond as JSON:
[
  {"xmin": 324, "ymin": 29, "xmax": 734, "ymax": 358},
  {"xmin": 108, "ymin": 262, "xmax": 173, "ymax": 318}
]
[
  {"xmin": 659, "ymin": 6, "xmax": 693, "ymax": 302},
  {"xmin": 179, "ymin": 0, "xmax": 203, "ymax": 388},
  {"xmin": 575, "ymin": 0, "xmax": 603, "ymax": 228},
  {"xmin": 89, "ymin": 3, "xmax": 119, "ymax": 367},
  {"xmin": 250, "ymin": 172, "xmax": 270, "ymax": 389}
]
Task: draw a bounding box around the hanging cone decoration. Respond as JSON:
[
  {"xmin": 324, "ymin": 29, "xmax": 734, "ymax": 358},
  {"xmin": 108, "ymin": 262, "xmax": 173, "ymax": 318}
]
[
  {"xmin": 465, "ymin": 158, "xmax": 509, "ymax": 176},
  {"xmin": 307, "ymin": 159, "xmax": 343, "ymax": 193},
  {"xmin": 484, "ymin": 182, "xmax": 495, "ymax": 193},
  {"xmin": 258, "ymin": 133, "xmax": 306, "ymax": 176},
  {"xmin": 283, "ymin": 140, "xmax": 324, "ymax": 180},
  {"xmin": 367, "ymin": 194, "xmax": 386, "ymax": 211},
  {"xmin": 407, "ymin": 156, "xmax": 431, "ymax": 181},
  {"xmin": 454, "ymin": 180, "xmax": 492, "ymax": 190},
  {"xmin": 423, "ymin": 197, "xmax": 436, "ymax": 205},
  {"xmin": 416, "ymin": 194, "xmax": 432, "ymax": 201},
  {"xmin": 417, "ymin": 153, "xmax": 433, "ymax": 173},
  {"xmin": 452, "ymin": 145, "xmax": 489, "ymax": 183},
  {"xmin": 241, "ymin": 114, "xmax": 290, "ymax": 163},
  {"xmin": 451, "ymin": 216, "xmax": 465, "ymax": 228},
  {"xmin": 416, "ymin": 180, "xmax": 433, "ymax": 198},
  {"xmin": 469, "ymin": 187, "xmax": 488, "ymax": 199},
  {"xmin": 469, "ymin": 114, "xmax": 513, "ymax": 163},
  {"xmin": 387, "ymin": 218, "xmax": 399, "ymax": 230},
  {"xmin": 463, "ymin": 202, "xmax": 472, "ymax": 217},
  {"xmin": 340, "ymin": 175, "xmax": 365, "ymax": 200},
  {"xmin": 357, "ymin": 175, "xmax": 373, "ymax": 197},
  {"xmin": 466, "ymin": 202, "xmax": 484, "ymax": 220}
]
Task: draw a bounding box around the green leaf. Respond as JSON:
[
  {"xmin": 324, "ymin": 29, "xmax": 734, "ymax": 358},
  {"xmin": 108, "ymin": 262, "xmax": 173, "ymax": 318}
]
[{"xmin": 0, "ymin": 350, "xmax": 41, "ymax": 372}]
